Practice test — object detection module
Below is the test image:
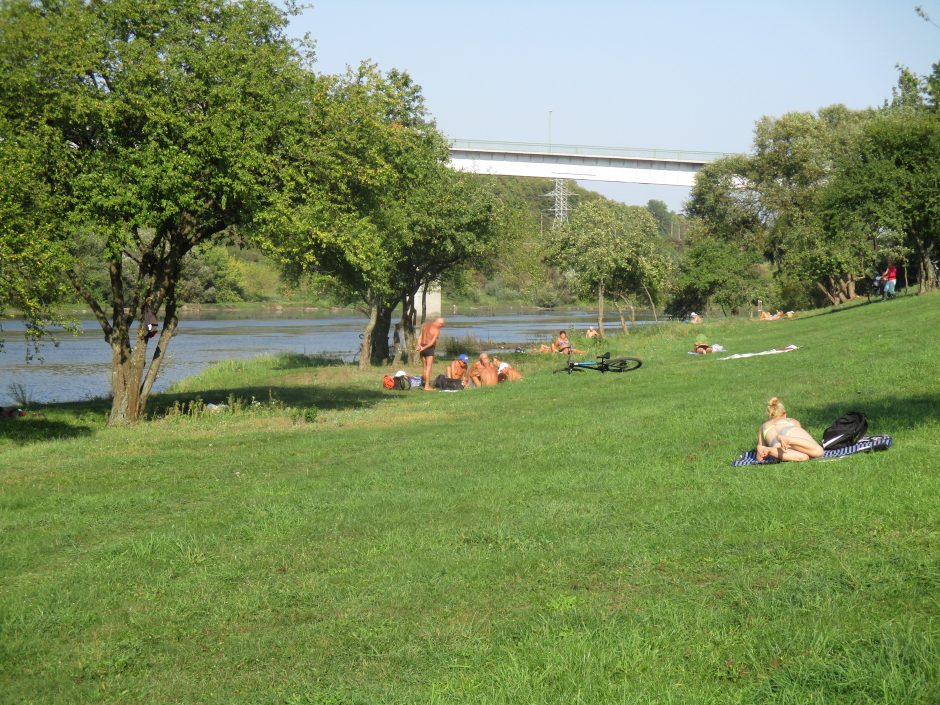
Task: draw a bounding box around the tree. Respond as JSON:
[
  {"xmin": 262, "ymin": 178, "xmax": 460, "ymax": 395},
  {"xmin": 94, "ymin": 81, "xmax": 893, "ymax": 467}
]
[
  {"xmin": 668, "ymin": 225, "xmax": 772, "ymax": 317},
  {"xmin": 0, "ymin": 125, "xmax": 72, "ymax": 354},
  {"xmin": 269, "ymin": 63, "xmax": 503, "ymax": 367},
  {"xmin": 550, "ymin": 201, "xmax": 672, "ymax": 335},
  {"xmin": 0, "ymin": 0, "xmax": 317, "ymax": 424},
  {"xmin": 646, "ymin": 199, "xmax": 673, "ymax": 237},
  {"xmin": 824, "ymin": 111, "xmax": 940, "ymax": 292}
]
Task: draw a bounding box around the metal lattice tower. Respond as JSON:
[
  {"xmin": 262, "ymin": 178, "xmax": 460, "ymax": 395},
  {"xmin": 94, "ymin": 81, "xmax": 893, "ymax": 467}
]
[{"xmin": 545, "ymin": 178, "xmax": 574, "ymax": 227}]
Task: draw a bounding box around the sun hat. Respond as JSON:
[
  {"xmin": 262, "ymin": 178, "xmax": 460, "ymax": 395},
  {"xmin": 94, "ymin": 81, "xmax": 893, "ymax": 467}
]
[
  {"xmin": 458, "ymin": 354, "xmax": 469, "ymax": 363},
  {"xmin": 498, "ymin": 362, "xmax": 509, "ymax": 372},
  {"xmin": 394, "ymin": 369, "xmax": 407, "ymax": 377}
]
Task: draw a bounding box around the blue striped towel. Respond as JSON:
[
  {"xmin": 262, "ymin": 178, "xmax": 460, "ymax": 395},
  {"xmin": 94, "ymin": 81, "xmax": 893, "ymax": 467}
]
[{"xmin": 731, "ymin": 435, "xmax": 892, "ymax": 467}]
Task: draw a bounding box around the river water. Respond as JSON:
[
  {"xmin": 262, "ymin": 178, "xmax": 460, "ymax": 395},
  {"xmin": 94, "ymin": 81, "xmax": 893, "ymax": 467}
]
[{"xmin": 0, "ymin": 308, "xmax": 659, "ymax": 405}]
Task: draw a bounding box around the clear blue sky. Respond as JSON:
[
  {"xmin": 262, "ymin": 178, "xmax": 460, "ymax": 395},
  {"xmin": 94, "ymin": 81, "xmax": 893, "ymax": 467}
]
[{"xmin": 290, "ymin": 1, "xmax": 939, "ymax": 211}]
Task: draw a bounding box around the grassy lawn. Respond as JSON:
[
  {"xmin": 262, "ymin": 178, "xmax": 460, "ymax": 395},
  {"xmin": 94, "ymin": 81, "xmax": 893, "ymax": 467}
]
[{"xmin": 1, "ymin": 295, "xmax": 938, "ymax": 704}]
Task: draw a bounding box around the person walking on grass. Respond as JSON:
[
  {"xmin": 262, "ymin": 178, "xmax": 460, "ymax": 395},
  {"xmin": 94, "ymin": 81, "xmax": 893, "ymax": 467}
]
[
  {"xmin": 881, "ymin": 261, "xmax": 897, "ymax": 298},
  {"xmin": 416, "ymin": 317, "xmax": 445, "ymax": 391},
  {"xmin": 756, "ymin": 397, "xmax": 824, "ymax": 462}
]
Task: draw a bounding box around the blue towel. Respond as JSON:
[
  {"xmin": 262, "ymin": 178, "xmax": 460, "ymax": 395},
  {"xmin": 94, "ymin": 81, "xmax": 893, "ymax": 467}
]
[{"xmin": 731, "ymin": 435, "xmax": 892, "ymax": 467}]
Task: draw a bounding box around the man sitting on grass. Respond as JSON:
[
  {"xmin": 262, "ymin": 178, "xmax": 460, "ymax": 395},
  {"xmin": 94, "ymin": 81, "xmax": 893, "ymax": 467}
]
[
  {"xmin": 446, "ymin": 354, "xmax": 470, "ymax": 388},
  {"xmin": 469, "ymin": 353, "xmax": 499, "ymax": 387}
]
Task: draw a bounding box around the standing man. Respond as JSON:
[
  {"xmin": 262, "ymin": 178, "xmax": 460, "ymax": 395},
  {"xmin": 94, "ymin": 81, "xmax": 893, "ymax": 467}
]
[{"xmin": 416, "ymin": 317, "xmax": 445, "ymax": 391}]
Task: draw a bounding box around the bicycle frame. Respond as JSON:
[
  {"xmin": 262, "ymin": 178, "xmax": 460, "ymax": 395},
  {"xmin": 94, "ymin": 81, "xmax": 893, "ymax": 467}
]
[{"xmin": 554, "ymin": 351, "xmax": 642, "ymax": 375}]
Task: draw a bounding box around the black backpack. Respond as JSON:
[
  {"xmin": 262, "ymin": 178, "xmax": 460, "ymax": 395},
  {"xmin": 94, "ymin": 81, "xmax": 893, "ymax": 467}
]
[
  {"xmin": 434, "ymin": 374, "xmax": 463, "ymax": 391},
  {"xmin": 822, "ymin": 411, "xmax": 868, "ymax": 450}
]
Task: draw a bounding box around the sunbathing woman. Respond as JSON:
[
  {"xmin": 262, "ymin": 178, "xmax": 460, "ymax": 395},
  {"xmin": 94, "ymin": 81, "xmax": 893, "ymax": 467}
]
[{"xmin": 756, "ymin": 397, "xmax": 824, "ymax": 462}]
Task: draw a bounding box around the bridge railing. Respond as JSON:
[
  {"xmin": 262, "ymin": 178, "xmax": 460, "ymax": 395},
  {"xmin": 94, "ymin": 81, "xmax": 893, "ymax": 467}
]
[{"xmin": 448, "ymin": 138, "xmax": 733, "ymax": 163}]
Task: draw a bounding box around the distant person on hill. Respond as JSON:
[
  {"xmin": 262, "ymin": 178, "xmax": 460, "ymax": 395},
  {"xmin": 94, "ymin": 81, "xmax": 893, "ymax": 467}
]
[
  {"xmin": 690, "ymin": 312, "xmax": 702, "ymax": 325},
  {"xmin": 586, "ymin": 326, "xmax": 600, "ymax": 339},
  {"xmin": 881, "ymin": 261, "xmax": 897, "ymax": 298},
  {"xmin": 416, "ymin": 317, "xmax": 445, "ymax": 391},
  {"xmin": 759, "ymin": 310, "xmax": 783, "ymax": 321},
  {"xmin": 469, "ymin": 352, "xmax": 499, "ymax": 387},
  {"xmin": 756, "ymin": 397, "xmax": 824, "ymax": 462}
]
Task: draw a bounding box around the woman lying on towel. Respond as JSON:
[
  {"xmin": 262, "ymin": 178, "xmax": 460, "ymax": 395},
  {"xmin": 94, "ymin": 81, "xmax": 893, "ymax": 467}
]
[{"xmin": 756, "ymin": 397, "xmax": 824, "ymax": 462}]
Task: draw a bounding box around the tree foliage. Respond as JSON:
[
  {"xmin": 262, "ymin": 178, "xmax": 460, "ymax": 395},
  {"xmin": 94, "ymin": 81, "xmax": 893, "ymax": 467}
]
[
  {"xmin": 549, "ymin": 201, "xmax": 672, "ymax": 334},
  {"xmin": 0, "ymin": 0, "xmax": 316, "ymax": 423}
]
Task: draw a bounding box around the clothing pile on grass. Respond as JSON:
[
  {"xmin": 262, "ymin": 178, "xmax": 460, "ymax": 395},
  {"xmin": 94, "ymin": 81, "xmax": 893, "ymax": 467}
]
[{"xmin": 382, "ymin": 370, "xmax": 423, "ymax": 390}]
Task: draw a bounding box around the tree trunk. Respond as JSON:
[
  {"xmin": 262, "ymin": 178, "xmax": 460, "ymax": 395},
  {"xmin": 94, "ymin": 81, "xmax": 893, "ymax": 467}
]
[
  {"xmin": 641, "ymin": 284, "xmax": 657, "ymax": 321},
  {"xmin": 359, "ymin": 298, "xmax": 380, "ymax": 370},
  {"xmin": 108, "ymin": 332, "xmax": 146, "ymax": 425},
  {"xmin": 360, "ymin": 295, "xmax": 393, "ymax": 368},
  {"xmin": 138, "ymin": 299, "xmax": 179, "ymax": 415},
  {"xmin": 613, "ymin": 302, "xmax": 629, "ymax": 334},
  {"xmin": 396, "ymin": 291, "xmax": 419, "ymax": 367},
  {"xmin": 597, "ymin": 280, "xmax": 605, "ymax": 337},
  {"xmin": 815, "ymin": 280, "xmax": 839, "ymax": 306},
  {"xmin": 369, "ymin": 306, "xmax": 393, "ymax": 365}
]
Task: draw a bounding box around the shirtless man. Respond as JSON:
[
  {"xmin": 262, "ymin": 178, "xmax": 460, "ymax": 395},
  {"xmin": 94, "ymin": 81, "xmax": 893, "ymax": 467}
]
[
  {"xmin": 446, "ymin": 354, "xmax": 470, "ymax": 387},
  {"xmin": 416, "ymin": 317, "xmax": 445, "ymax": 391},
  {"xmin": 469, "ymin": 352, "xmax": 499, "ymax": 387}
]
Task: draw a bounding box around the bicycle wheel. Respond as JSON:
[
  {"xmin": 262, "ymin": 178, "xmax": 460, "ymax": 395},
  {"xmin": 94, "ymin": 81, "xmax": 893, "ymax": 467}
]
[{"xmin": 605, "ymin": 357, "xmax": 642, "ymax": 373}]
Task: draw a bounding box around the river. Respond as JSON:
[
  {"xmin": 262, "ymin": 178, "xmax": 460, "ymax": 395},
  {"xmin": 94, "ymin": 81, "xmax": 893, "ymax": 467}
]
[{"xmin": 0, "ymin": 307, "xmax": 661, "ymax": 405}]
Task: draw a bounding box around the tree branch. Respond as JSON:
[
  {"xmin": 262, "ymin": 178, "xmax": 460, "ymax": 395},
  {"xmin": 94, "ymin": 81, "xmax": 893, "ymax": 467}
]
[{"xmin": 68, "ymin": 270, "xmax": 113, "ymax": 340}]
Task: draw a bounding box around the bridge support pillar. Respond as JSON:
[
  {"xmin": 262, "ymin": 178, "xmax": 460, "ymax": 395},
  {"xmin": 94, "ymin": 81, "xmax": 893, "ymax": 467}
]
[{"xmin": 417, "ymin": 281, "xmax": 442, "ymax": 319}]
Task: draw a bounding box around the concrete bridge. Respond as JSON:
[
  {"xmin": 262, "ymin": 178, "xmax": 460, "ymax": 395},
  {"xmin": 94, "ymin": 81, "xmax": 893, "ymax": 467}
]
[
  {"xmin": 449, "ymin": 139, "xmax": 730, "ymax": 187},
  {"xmin": 420, "ymin": 139, "xmax": 732, "ymax": 318}
]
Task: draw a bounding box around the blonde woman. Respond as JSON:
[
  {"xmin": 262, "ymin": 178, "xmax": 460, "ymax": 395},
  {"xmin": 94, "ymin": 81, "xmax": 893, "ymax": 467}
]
[{"xmin": 756, "ymin": 397, "xmax": 824, "ymax": 462}]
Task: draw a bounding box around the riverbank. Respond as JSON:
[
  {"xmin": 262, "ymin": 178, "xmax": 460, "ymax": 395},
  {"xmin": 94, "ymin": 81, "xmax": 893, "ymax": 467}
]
[
  {"xmin": 0, "ymin": 307, "xmax": 665, "ymax": 406},
  {"xmin": 1, "ymin": 295, "xmax": 938, "ymax": 703}
]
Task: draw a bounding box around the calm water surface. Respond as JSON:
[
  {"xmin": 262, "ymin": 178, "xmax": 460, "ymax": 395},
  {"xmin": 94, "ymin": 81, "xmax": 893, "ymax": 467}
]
[{"xmin": 0, "ymin": 308, "xmax": 660, "ymax": 405}]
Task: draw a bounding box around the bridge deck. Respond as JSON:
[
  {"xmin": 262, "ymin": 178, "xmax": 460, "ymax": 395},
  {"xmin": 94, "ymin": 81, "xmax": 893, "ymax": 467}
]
[{"xmin": 448, "ymin": 139, "xmax": 733, "ymax": 187}]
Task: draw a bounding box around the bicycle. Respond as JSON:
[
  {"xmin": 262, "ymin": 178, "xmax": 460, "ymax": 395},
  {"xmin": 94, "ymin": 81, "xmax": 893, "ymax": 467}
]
[{"xmin": 553, "ymin": 351, "xmax": 642, "ymax": 375}]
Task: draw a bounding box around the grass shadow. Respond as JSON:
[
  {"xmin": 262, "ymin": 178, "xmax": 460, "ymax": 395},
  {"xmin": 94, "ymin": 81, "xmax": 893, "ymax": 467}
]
[
  {"xmin": 0, "ymin": 416, "xmax": 96, "ymax": 446},
  {"xmin": 269, "ymin": 353, "xmax": 346, "ymax": 371},
  {"xmin": 147, "ymin": 383, "xmax": 389, "ymax": 416},
  {"xmin": 803, "ymin": 393, "xmax": 940, "ymax": 435}
]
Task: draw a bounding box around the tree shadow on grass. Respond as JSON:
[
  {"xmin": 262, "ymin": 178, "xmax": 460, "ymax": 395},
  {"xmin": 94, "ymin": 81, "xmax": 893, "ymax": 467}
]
[
  {"xmin": 269, "ymin": 353, "xmax": 347, "ymax": 371},
  {"xmin": 803, "ymin": 393, "xmax": 940, "ymax": 435},
  {"xmin": 0, "ymin": 415, "xmax": 97, "ymax": 446},
  {"xmin": 147, "ymin": 383, "xmax": 389, "ymax": 417},
  {"xmin": 0, "ymin": 397, "xmax": 110, "ymax": 447}
]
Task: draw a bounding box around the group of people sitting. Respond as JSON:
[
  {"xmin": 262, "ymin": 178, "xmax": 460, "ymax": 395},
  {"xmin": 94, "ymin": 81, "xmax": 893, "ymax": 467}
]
[{"xmin": 439, "ymin": 352, "xmax": 523, "ymax": 389}]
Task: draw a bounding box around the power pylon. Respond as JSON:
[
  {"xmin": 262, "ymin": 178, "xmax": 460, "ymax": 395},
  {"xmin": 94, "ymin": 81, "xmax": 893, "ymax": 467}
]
[{"xmin": 544, "ymin": 178, "xmax": 574, "ymax": 227}]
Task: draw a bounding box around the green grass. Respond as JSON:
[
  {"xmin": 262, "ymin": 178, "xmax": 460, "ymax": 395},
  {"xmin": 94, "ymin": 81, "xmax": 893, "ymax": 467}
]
[{"xmin": 1, "ymin": 295, "xmax": 938, "ymax": 704}]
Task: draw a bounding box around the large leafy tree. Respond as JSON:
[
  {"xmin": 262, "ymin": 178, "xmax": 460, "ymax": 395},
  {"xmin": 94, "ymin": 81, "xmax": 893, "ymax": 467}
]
[
  {"xmin": 823, "ymin": 110, "xmax": 940, "ymax": 293},
  {"xmin": 750, "ymin": 105, "xmax": 878, "ymax": 304},
  {"xmin": 550, "ymin": 201, "xmax": 672, "ymax": 335},
  {"xmin": 271, "ymin": 63, "xmax": 503, "ymax": 367},
  {"xmin": 0, "ymin": 0, "xmax": 317, "ymax": 424}
]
